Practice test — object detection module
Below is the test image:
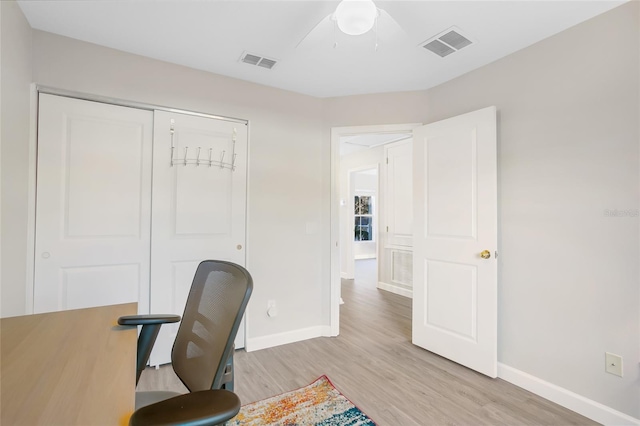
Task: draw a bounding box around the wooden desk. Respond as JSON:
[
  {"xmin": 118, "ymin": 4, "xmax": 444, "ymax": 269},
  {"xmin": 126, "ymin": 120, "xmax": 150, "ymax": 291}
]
[{"xmin": 1, "ymin": 303, "xmax": 137, "ymax": 425}]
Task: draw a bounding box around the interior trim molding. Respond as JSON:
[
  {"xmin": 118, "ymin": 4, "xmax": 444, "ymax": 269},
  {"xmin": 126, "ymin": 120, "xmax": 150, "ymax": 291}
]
[
  {"xmin": 245, "ymin": 326, "xmax": 332, "ymax": 352},
  {"xmin": 37, "ymin": 85, "xmax": 248, "ymax": 124},
  {"xmin": 377, "ymin": 281, "xmax": 412, "ymax": 298},
  {"xmin": 24, "ymin": 83, "xmax": 39, "ymax": 315},
  {"xmin": 498, "ymin": 363, "xmax": 640, "ymax": 426},
  {"xmin": 354, "ymin": 254, "xmax": 376, "ymax": 260}
]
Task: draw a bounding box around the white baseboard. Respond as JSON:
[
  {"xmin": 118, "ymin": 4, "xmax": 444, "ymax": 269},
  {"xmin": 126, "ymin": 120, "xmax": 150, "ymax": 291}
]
[
  {"xmin": 245, "ymin": 326, "xmax": 332, "ymax": 352},
  {"xmin": 354, "ymin": 254, "xmax": 376, "ymax": 260},
  {"xmin": 377, "ymin": 281, "xmax": 412, "ymax": 298},
  {"xmin": 498, "ymin": 363, "xmax": 640, "ymax": 425}
]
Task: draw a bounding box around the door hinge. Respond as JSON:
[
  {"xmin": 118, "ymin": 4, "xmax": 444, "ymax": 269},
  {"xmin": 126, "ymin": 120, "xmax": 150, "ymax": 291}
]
[
  {"xmin": 386, "ymin": 226, "xmax": 389, "ymax": 232},
  {"xmin": 495, "ymin": 251, "xmax": 498, "ymax": 259},
  {"xmin": 386, "ymin": 157, "xmax": 388, "ymax": 164}
]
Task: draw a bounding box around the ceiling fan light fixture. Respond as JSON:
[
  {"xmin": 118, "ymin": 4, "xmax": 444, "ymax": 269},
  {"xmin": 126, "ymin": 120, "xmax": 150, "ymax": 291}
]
[{"xmin": 334, "ymin": 0, "xmax": 378, "ymax": 36}]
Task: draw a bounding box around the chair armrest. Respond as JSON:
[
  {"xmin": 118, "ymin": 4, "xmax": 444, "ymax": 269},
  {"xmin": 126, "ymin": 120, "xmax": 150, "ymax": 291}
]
[
  {"xmin": 118, "ymin": 314, "xmax": 181, "ymax": 326},
  {"xmin": 117, "ymin": 315, "xmax": 180, "ymax": 385},
  {"xmin": 129, "ymin": 389, "xmax": 241, "ymax": 426}
]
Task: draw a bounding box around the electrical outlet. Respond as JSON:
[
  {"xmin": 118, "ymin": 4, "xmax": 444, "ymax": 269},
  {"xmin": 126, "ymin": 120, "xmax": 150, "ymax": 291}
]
[
  {"xmin": 605, "ymin": 352, "xmax": 623, "ymax": 377},
  {"xmin": 266, "ymin": 300, "xmax": 278, "ymax": 318}
]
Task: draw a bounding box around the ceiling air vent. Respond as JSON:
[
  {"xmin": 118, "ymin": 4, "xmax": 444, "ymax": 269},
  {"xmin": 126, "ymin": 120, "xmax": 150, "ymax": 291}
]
[
  {"xmin": 421, "ymin": 27, "xmax": 474, "ymax": 58},
  {"xmin": 257, "ymin": 58, "xmax": 277, "ymax": 69},
  {"xmin": 240, "ymin": 52, "xmax": 278, "ymax": 70}
]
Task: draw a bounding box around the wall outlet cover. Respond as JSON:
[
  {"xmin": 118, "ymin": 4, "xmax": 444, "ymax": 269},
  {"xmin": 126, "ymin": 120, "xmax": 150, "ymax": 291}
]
[{"xmin": 605, "ymin": 352, "xmax": 623, "ymax": 377}]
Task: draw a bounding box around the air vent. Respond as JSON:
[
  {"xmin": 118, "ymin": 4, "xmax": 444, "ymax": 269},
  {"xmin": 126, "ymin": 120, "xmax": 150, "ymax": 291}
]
[
  {"xmin": 241, "ymin": 53, "xmax": 261, "ymax": 66},
  {"xmin": 239, "ymin": 52, "xmax": 278, "ymax": 70},
  {"xmin": 423, "ymin": 40, "xmax": 455, "ymax": 58},
  {"xmin": 257, "ymin": 58, "xmax": 277, "ymax": 70},
  {"xmin": 421, "ymin": 27, "xmax": 474, "ymax": 58}
]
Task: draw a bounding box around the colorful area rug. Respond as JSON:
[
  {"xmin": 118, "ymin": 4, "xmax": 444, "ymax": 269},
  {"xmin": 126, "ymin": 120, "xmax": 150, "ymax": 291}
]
[{"xmin": 228, "ymin": 375, "xmax": 376, "ymax": 425}]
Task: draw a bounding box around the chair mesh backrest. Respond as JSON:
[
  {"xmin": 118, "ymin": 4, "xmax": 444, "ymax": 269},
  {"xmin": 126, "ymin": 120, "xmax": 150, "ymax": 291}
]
[{"xmin": 171, "ymin": 260, "xmax": 253, "ymax": 392}]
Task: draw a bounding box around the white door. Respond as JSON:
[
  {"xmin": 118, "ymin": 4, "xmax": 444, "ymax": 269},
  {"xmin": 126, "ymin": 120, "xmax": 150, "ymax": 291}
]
[
  {"xmin": 149, "ymin": 111, "xmax": 248, "ymax": 366},
  {"xmin": 385, "ymin": 140, "xmax": 413, "ymax": 247},
  {"xmin": 34, "ymin": 94, "xmax": 153, "ymax": 314},
  {"xmin": 382, "ymin": 140, "xmax": 414, "ymax": 294},
  {"xmin": 412, "ymin": 106, "xmax": 497, "ymax": 377}
]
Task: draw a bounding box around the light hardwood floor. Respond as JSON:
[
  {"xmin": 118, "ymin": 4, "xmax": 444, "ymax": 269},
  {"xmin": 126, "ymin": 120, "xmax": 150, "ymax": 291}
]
[{"xmin": 138, "ymin": 259, "xmax": 597, "ymax": 425}]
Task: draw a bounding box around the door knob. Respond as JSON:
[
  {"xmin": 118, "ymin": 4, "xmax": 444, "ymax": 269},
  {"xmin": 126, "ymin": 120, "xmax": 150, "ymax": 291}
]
[{"xmin": 480, "ymin": 250, "xmax": 491, "ymax": 259}]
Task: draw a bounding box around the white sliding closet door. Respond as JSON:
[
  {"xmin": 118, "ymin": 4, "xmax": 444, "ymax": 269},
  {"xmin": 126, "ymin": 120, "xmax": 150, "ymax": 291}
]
[
  {"xmin": 149, "ymin": 111, "xmax": 248, "ymax": 366},
  {"xmin": 34, "ymin": 94, "xmax": 153, "ymax": 314}
]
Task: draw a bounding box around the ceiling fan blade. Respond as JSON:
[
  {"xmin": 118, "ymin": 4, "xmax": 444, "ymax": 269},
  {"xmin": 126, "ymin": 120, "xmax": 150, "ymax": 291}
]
[
  {"xmin": 295, "ymin": 13, "xmax": 334, "ymax": 49},
  {"xmin": 375, "ymin": 8, "xmax": 411, "ymax": 44}
]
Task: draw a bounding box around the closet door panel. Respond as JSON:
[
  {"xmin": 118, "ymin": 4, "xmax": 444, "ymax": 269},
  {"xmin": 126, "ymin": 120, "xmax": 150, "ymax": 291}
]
[
  {"xmin": 34, "ymin": 94, "xmax": 153, "ymax": 314},
  {"xmin": 150, "ymin": 111, "xmax": 248, "ymax": 366},
  {"xmin": 174, "ymin": 161, "xmax": 232, "ymax": 235}
]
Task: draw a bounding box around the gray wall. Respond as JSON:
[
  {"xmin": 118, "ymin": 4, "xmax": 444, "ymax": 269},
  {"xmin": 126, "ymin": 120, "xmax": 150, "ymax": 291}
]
[
  {"xmin": 424, "ymin": 3, "xmax": 639, "ymax": 416},
  {"xmin": 327, "ymin": 2, "xmax": 640, "ymax": 418},
  {"xmin": 1, "ymin": 0, "xmax": 638, "ymax": 419},
  {"xmin": 1, "ymin": 0, "xmax": 33, "ymax": 318}
]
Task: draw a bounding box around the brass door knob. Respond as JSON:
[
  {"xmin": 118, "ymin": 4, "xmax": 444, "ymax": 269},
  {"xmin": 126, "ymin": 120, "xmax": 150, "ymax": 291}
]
[{"xmin": 480, "ymin": 250, "xmax": 491, "ymax": 259}]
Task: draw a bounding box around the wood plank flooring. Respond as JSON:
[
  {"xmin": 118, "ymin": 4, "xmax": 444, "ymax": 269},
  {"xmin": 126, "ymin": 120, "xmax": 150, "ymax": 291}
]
[{"xmin": 138, "ymin": 259, "xmax": 597, "ymax": 425}]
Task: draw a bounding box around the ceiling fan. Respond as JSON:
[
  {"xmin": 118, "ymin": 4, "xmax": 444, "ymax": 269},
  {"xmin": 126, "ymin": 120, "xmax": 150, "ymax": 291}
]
[{"xmin": 295, "ymin": 0, "xmax": 408, "ymax": 51}]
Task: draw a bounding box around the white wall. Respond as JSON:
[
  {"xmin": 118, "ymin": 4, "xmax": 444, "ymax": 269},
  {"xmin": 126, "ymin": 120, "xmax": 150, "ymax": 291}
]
[
  {"xmin": 353, "ymin": 170, "xmax": 376, "ymax": 192},
  {"xmin": 0, "ymin": 0, "xmax": 33, "ymax": 318},
  {"xmin": 327, "ymin": 2, "xmax": 640, "ymax": 419}
]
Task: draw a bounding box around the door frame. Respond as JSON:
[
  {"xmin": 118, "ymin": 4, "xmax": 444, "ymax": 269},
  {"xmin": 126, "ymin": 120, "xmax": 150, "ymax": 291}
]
[
  {"xmin": 25, "ymin": 86, "xmax": 250, "ymax": 343},
  {"xmin": 330, "ymin": 123, "xmax": 421, "ymax": 335}
]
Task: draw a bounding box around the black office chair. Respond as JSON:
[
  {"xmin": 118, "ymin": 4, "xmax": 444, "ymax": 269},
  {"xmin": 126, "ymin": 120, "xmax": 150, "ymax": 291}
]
[{"xmin": 118, "ymin": 260, "xmax": 253, "ymax": 426}]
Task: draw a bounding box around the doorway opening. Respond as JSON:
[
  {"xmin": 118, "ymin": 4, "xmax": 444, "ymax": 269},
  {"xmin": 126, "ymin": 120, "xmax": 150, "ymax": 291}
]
[
  {"xmin": 330, "ymin": 124, "xmax": 419, "ymax": 335},
  {"xmin": 330, "ymin": 108, "xmax": 499, "ymax": 378}
]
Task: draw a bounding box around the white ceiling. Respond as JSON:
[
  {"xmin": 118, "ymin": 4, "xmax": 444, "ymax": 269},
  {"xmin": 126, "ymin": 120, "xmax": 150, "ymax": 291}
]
[{"xmin": 18, "ymin": 0, "xmax": 625, "ymax": 98}]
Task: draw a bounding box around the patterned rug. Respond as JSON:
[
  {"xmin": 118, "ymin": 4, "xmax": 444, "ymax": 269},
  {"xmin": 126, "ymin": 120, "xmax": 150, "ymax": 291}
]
[{"xmin": 228, "ymin": 376, "xmax": 376, "ymax": 425}]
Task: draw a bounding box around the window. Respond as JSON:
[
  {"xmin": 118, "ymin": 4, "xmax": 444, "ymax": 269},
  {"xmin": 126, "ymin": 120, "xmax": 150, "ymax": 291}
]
[{"xmin": 354, "ymin": 195, "xmax": 374, "ymax": 241}]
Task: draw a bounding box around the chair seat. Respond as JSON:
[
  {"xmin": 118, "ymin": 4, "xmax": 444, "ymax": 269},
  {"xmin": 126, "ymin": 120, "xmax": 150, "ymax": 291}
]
[{"xmin": 129, "ymin": 390, "xmax": 241, "ymax": 426}]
